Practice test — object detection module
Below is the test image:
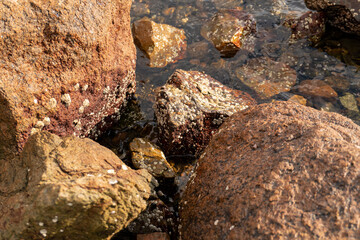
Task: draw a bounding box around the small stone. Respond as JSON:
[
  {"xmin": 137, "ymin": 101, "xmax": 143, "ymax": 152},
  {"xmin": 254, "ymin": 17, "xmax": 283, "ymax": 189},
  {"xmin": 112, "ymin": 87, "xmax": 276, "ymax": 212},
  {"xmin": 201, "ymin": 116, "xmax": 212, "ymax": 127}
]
[
  {"xmin": 43, "ymin": 117, "xmax": 51, "ymax": 126},
  {"xmin": 61, "ymin": 94, "xmax": 71, "ymax": 107},
  {"xmin": 109, "ymin": 179, "xmax": 118, "ymax": 185},
  {"xmin": 288, "ymin": 95, "xmax": 307, "ymax": 105},
  {"xmin": 49, "ymin": 98, "xmax": 57, "ymax": 109},
  {"xmin": 74, "ymin": 83, "xmax": 80, "ymax": 91},
  {"xmin": 82, "ymin": 84, "xmax": 89, "ymax": 92},
  {"xmin": 83, "ymin": 99, "xmax": 90, "ymax": 108},
  {"xmin": 34, "ymin": 121, "xmax": 45, "ymax": 129},
  {"xmin": 79, "ymin": 106, "xmax": 85, "ymax": 114},
  {"xmin": 295, "ymin": 79, "xmax": 338, "ymax": 98},
  {"xmin": 40, "ymin": 229, "xmax": 47, "ymax": 237},
  {"xmin": 340, "ymin": 93, "xmax": 359, "ymax": 112}
]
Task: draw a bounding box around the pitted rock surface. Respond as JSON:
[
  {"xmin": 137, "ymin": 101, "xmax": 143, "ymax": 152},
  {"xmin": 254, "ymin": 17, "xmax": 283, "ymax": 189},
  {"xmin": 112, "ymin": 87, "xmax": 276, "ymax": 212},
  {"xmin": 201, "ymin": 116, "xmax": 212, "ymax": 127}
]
[
  {"xmin": 132, "ymin": 17, "xmax": 187, "ymax": 68},
  {"xmin": 154, "ymin": 69, "xmax": 256, "ymax": 157},
  {"xmin": 305, "ymin": 0, "xmax": 360, "ymax": 35},
  {"xmin": 180, "ymin": 101, "xmax": 360, "ymax": 240},
  {"xmin": 0, "ymin": 131, "xmax": 157, "ymax": 240},
  {"xmin": 0, "ymin": 0, "xmax": 136, "ymax": 161}
]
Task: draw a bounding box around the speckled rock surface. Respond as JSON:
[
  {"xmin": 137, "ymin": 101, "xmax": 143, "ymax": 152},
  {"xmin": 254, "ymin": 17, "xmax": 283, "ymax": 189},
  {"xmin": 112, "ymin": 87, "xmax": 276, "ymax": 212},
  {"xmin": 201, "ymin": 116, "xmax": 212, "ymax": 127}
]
[
  {"xmin": 154, "ymin": 69, "xmax": 256, "ymax": 157},
  {"xmin": 0, "ymin": 0, "xmax": 136, "ymax": 161},
  {"xmin": 305, "ymin": 0, "xmax": 360, "ymax": 35},
  {"xmin": 132, "ymin": 17, "xmax": 187, "ymax": 68},
  {"xmin": 180, "ymin": 101, "xmax": 360, "ymax": 239},
  {"xmin": 236, "ymin": 57, "xmax": 297, "ymax": 99},
  {"xmin": 294, "ymin": 79, "xmax": 338, "ymax": 98},
  {"xmin": 0, "ymin": 131, "xmax": 157, "ymax": 240},
  {"xmin": 130, "ymin": 138, "xmax": 176, "ymax": 178},
  {"xmin": 201, "ymin": 9, "xmax": 256, "ymax": 57}
]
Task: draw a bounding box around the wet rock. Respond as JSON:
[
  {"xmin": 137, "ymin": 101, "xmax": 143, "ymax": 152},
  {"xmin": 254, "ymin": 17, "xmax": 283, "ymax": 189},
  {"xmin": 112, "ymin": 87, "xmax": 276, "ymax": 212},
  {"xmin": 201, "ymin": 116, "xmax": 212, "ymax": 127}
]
[
  {"xmin": 180, "ymin": 101, "xmax": 360, "ymax": 239},
  {"xmin": 200, "ymin": 9, "xmax": 256, "ymax": 57},
  {"xmin": 0, "ymin": 131, "xmax": 157, "ymax": 240},
  {"xmin": 340, "ymin": 93, "xmax": 359, "ymax": 112},
  {"xmin": 323, "ymin": 74, "xmax": 351, "ymax": 92},
  {"xmin": 305, "ymin": 0, "xmax": 360, "ymax": 36},
  {"xmin": 288, "ymin": 94, "xmax": 307, "ymax": 105},
  {"xmin": 284, "ymin": 11, "xmax": 325, "ymax": 41},
  {"xmin": 187, "ymin": 41, "xmax": 211, "ymax": 59},
  {"xmin": 130, "ymin": 138, "xmax": 176, "ymax": 178},
  {"xmin": 0, "ymin": 0, "xmax": 136, "ymax": 160},
  {"xmin": 295, "ymin": 79, "xmax": 338, "ymax": 98},
  {"xmin": 236, "ymin": 57, "xmax": 297, "ymax": 99},
  {"xmin": 132, "ymin": 17, "xmax": 187, "ymax": 68},
  {"xmin": 154, "ymin": 69, "xmax": 256, "ymax": 157},
  {"xmin": 137, "ymin": 232, "xmax": 171, "ymax": 240}
]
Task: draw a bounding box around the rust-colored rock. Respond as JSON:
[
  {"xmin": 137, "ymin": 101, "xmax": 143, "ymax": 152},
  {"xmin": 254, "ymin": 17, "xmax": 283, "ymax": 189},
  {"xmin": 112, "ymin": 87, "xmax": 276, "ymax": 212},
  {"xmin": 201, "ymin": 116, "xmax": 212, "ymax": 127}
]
[
  {"xmin": 305, "ymin": 0, "xmax": 360, "ymax": 35},
  {"xmin": 288, "ymin": 94, "xmax": 307, "ymax": 105},
  {"xmin": 236, "ymin": 57, "xmax": 297, "ymax": 99},
  {"xmin": 180, "ymin": 101, "xmax": 360, "ymax": 239},
  {"xmin": 0, "ymin": 0, "xmax": 136, "ymax": 161},
  {"xmin": 137, "ymin": 232, "xmax": 170, "ymax": 240},
  {"xmin": 154, "ymin": 69, "xmax": 256, "ymax": 157},
  {"xmin": 0, "ymin": 131, "xmax": 157, "ymax": 240},
  {"xmin": 132, "ymin": 17, "xmax": 187, "ymax": 68},
  {"xmin": 201, "ymin": 9, "xmax": 256, "ymax": 57},
  {"xmin": 295, "ymin": 79, "xmax": 338, "ymax": 98}
]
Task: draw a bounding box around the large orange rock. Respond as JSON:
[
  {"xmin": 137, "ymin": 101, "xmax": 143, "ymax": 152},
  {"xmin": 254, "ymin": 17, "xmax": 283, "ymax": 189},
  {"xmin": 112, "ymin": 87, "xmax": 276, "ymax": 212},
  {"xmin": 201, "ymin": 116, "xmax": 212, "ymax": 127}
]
[{"xmin": 0, "ymin": 0, "xmax": 136, "ymax": 161}]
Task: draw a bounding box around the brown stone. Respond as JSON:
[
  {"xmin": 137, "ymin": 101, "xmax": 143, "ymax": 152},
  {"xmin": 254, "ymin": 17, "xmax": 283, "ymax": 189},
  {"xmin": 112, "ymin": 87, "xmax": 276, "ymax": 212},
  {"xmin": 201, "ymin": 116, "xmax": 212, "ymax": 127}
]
[
  {"xmin": 295, "ymin": 79, "xmax": 338, "ymax": 98},
  {"xmin": 0, "ymin": 0, "xmax": 136, "ymax": 160},
  {"xmin": 132, "ymin": 17, "xmax": 187, "ymax": 68},
  {"xmin": 137, "ymin": 232, "xmax": 170, "ymax": 240},
  {"xmin": 154, "ymin": 69, "xmax": 256, "ymax": 157},
  {"xmin": 236, "ymin": 57, "xmax": 297, "ymax": 99},
  {"xmin": 180, "ymin": 101, "xmax": 360, "ymax": 239},
  {"xmin": 288, "ymin": 94, "xmax": 307, "ymax": 105},
  {"xmin": 201, "ymin": 9, "xmax": 256, "ymax": 57},
  {"xmin": 323, "ymin": 75, "xmax": 350, "ymax": 92},
  {"xmin": 0, "ymin": 131, "xmax": 157, "ymax": 240}
]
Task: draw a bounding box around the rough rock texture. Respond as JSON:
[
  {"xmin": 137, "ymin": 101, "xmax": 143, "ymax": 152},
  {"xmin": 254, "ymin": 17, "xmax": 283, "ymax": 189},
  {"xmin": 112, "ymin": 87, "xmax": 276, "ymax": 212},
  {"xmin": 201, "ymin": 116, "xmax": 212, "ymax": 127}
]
[
  {"xmin": 0, "ymin": 0, "xmax": 136, "ymax": 161},
  {"xmin": 236, "ymin": 57, "xmax": 297, "ymax": 99},
  {"xmin": 0, "ymin": 131, "xmax": 157, "ymax": 240},
  {"xmin": 200, "ymin": 9, "xmax": 256, "ymax": 57},
  {"xmin": 129, "ymin": 138, "xmax": 176, "ymax": 178},
  {"xmin": 154, "ymin": 69, "xmax": 256, "ymax": 157},
  {"xmin": 180, "ymin": 101, "xmax": 360, "ymax": 239},
  {"xmin": 294, "ymin": 79, "xmax": 338, "ymax": 98},
  {"xmin": 305, "ymin": 0, "xmax": 360, "ymax": 35},
  {"xmin": 132, "ymin": 17, "xmax": 187, "ymax": 68}
]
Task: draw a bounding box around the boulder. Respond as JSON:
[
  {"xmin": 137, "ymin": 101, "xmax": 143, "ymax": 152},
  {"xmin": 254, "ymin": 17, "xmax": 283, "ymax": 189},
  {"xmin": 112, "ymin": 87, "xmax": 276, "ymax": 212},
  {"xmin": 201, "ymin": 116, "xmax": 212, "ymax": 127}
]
[
  {"xmin": 200, "ymin": 9, "xmax": 256, "ymax": 57},
  {"xmin": 154, "ymin": 69, "xmax": 256, "ymax": 157},
  {"xmin": 0, "ymin": 131, "xmax": 157, "ymax": 240},
  {"xmin": 0, "ymin": 0, "xmax": 136, "ymax": 160},
  {"xmin": 180, "ymin": 101, "xmax": 360, "ymax": 239},
  {"xmin": 304, "ymin": 0, "xmax": 360, "ymax": 35},
  {"xmin": 236, "ymin": 57, "xmax": 297, "ymax": 99},
  {"xmin": 132, "ymin": 17, "xmax": 187, "ymax": 68}
]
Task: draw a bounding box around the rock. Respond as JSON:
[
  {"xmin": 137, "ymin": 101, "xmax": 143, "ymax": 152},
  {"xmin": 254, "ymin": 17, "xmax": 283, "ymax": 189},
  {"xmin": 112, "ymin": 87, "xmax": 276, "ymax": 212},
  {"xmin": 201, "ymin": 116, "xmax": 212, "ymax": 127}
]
[
  {"xmin": 187, "ymin": 41, "xmax": 211, "ymax": 60},
  {"xmin": 340, "ymin": 93, "xmax": 359, "ymax": 112},
  {"xmin": 200, "ymin": 9, "xmax": 256, "ymax": 57},
  {"xmin": 137, "ymin": 232, "xmax": 171, "ymax": 240},
  {"xmin": 236, "ymin": 57, "xmax": 297, "ymax": 99},
  {"xmin": 130, "ymin": 138, "xmax": 176, "ymax": 178},
  {"xmin": 132, "ymin": 17, "xmax": 187, "ymax": 68},
  {"xmin": 180, "ymin": 101, "xmax": 360, "ymax": 239},
  {"xmin": 288, "ymin": 94, "xmax": 307, "ymax": 105},
  {"xmin": 323, "ymin": 74, "xmax": 350, "ymax": 92},
  {"xmin": 0, "ymin": 0, "xmax": 136, "ymax": 161},
  {"xmin": 284, "ymin": 11, "xmax": 325, "ymax": 41},
  {"xmin": 294, "ymin": 79, "xmax": 338, "ymax": 98},
  {"xmin": 304, "ymin": 0, "xmax": 360, "ymax": 36},
  {"xmin": 0, "ymin": 131, "xmax": 157, "ymax": 240},
  {"xmin": 154, "ymin": 69, "xmax": 256, "ymax": 157}
]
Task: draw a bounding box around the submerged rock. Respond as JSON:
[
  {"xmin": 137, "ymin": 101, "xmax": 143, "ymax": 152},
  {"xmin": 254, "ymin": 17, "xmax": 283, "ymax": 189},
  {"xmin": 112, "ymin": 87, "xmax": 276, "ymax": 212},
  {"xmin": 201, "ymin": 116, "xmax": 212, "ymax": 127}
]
[
  {"xmin": 154, "ymin": 69, "xmax": 256, "ymax": 157},
  {"xmin": 294, "ymin": 79, "xmax": 338, "ymax": 98},
  {"xmin": 180, "ymin": 101, "xmax": 360, "ymax": 239},
  {"xmin": 130, "ymin": 138, "xmax": 176, "ymax": 178},
  {"xmin": 0, "ymin": 0, "xmax": 136, "ymax": 161},
  {"xmin": 0, "ymin": 132, "xmax": 157, "ymax": 240},
  {"xmin": 132, "ymin": 17, "xmax": 187, "ymax": 68},
  {"xmin": 340, "ymin": 93, "xmax": 359, "ymax": 112},
  {"xmin": 236, "ymin": 57, "xmax": 297, "ymax": 99},
  {"xmin": 201, "ymin": 9, "xmax": 256, "ymax": 57},
  {"xmin": 305, "ymin": 0, "xmax": 360, "ymax": 36}
]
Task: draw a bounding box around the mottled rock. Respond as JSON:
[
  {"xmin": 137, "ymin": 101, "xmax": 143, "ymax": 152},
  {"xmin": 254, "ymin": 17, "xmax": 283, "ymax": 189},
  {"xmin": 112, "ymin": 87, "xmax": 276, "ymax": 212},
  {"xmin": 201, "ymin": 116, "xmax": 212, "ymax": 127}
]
[
  {"xmin": 137, "ymin": 232, "xmax": 171, "ymax": 240},
  {"xmin": 323, "ymin": 74, "xmax": 351, "ymax": 92},
  {"xmin": 236, "ymin": 57, "xmax": 297, "ymax": 99},
  {"xmin": 201, "ymin": 9, "xmax": 256, "ymax": 57},
  {"xmin": 340, "ymin": 93, "xmax": 359, "ymax": 112},
  {"xmin": 295, "ymin": 79, "xmax": 338, "ymax": 98},
  {"xmin": 0, "ymin": 0, "xmax": 136, "ymax": 161},
  {"xmin": 0, "ymin": 131, "xmax": 157, "ymax": 240},
  {"xmin": 154, "ymin": 69, "xmax": 256, "ymax": 157},
  {"xmin": 132, "ymin": 17, "xmax": 187, "ymax": 68},
  {"xmin": 180, "ymin": 101, "xmax": 360, "ymax": 239},
  {"xmin": 130, "ymin": 138, "xmax": 176, "ymax": 178},
  {"xmin": 288, "ymin": 94, "xmax": 307, "ymax": 105},
  {"xmin": 305, "ymin": 0, "xmax": 360, "ymax": 35},
  {"xmin": 284, "ymin": 11, "xmax": 325, "ymax": 41}
]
